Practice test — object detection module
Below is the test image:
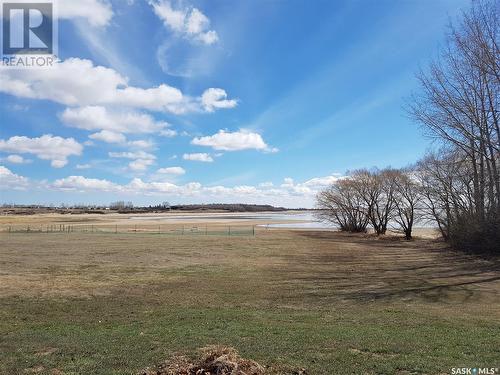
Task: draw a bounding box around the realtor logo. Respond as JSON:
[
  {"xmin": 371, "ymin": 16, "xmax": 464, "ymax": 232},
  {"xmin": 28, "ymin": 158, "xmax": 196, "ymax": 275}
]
[
  {"xmin": 1, "ymin": 1, "xmax": 57, "ymax": 67},
  {"xmin": 2, "ymin": 2, "xmax": 53, "ymax": 54}
]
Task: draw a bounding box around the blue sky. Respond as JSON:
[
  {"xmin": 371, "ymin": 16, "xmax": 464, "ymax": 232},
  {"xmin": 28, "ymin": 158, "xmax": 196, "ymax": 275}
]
[{"xmin": 0, "ymin": 0, "xmax": 468, "ymax": 207}]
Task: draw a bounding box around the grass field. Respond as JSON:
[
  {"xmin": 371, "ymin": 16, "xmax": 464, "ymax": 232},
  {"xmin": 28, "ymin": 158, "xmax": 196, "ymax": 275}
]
[{"xmin": 1, "ymin": 229, "xmax": 499, "ymax": 374}]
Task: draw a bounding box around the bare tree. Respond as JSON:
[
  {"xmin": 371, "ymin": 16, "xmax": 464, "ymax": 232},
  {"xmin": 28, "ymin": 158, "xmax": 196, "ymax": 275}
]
[
  {"xmin": 110, "ymin": 201, "xmax": 134, "ymax": 210},
  {"xmin": 350, "ymin": 168, "xmax": 397, "ymax": 235},
  {"xmin": 316, "ymin": 178, "xmax": 369, "ymax": 232},
  {"xmin": 408, "ymin": 0, "xmax": 499, "ymax": 253},
  {"xmin": 392, "ymin": 168, "xmax": 423, "ymax": 240}
]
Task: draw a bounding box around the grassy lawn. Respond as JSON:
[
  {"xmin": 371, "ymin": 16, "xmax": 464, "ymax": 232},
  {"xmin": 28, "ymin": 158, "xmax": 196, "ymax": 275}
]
[{"xmin": 0, "ymin": 231, "xmax": 499, "ymax": 374}]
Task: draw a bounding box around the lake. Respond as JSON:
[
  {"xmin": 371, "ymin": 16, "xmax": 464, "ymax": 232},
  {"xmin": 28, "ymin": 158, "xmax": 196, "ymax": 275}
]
[{"xmin": 129, "ymin": 211, "xmax": 336, "ymax": 230}]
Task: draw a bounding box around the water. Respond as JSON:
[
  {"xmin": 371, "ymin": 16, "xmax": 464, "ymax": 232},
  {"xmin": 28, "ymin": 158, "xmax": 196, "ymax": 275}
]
[
  {"xmin": 258, "ymin": 221, "xmax": 335, "ymax": 229},
  {"xmin": 255, "ymin": 212, "xmax": 335, "ymax": 229},
  {"xmin": 129, "ymin": 211, "xmax": 335, "ymax": 230}
]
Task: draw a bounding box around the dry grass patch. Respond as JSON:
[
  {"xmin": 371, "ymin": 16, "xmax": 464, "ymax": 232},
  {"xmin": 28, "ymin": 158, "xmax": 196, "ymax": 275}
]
[
  {"xmin": 1, "ymin": 229, "xmax": 499, "ymax": 374},
  {"xmin": 141, "ymin": 346, "xmax": 266, "ymax": 375}
]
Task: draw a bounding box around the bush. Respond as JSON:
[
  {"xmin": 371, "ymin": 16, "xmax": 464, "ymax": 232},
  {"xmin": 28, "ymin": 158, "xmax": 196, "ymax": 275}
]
[{"xmin": 449, "ymin": 214, "xmax": 500, "ymax": 254}]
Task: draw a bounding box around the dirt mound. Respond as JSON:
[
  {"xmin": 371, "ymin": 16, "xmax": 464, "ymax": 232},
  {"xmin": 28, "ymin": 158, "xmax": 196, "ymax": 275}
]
[{"xmin": 140, "ymin": 345, "xmax": 266, "ymax": 375}]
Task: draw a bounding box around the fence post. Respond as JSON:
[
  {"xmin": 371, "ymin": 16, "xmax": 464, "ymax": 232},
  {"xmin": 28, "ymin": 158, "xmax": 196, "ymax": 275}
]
[
  {"xmin": 115, "ymin": 224, "xmax": 118, "ymax": 234},
  {"xmin": 252, "ymin": 225, "xmax": 255, "ymax": 236},
  {"xmin": 228, "ymin": 226, "xmax": 231, "ymax": 236},
  {"xmin": 182, "ymin": 225, "xmax": 185, "ymax": 235},
  {"xmin": 158, "ymin": 225, "xmax": 161, "ymax": 234}
]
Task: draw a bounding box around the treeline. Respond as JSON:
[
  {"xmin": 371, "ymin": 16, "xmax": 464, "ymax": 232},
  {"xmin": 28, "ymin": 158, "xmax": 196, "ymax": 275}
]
[
  {"xmin": 113, "ymin": 202, "xmax": 287, "ymax": 212},
  {"xmin": 317, "ymin": 168, "xmax": 422, "ymax": 240},
  {"xmin": 318, "ymin": 1, "xmax": 499, "ymax": 254},
  {"xmin": 1, "ymin": 203, "xmax": 288, "ymax": 214},
  {"xmin": 116, "ymin": 203, "xmax": 288, "ymax": 212},
  {"xmin": 168, "ymin": 204, "xmax": 287, "ymax": 212}
]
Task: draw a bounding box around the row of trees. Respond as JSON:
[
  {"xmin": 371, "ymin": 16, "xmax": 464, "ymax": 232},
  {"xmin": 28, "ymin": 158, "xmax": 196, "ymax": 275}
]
[
  {"xmin": 109, "ymin": 201, "xmax": 134, "ymax": 210},
  {"xmin": 317, "ymin": 0, "xmax": 499, "ymax": 253},
  {"xmin": 316, "ymin": 168, "xmax": 422, "ymax": 240}
]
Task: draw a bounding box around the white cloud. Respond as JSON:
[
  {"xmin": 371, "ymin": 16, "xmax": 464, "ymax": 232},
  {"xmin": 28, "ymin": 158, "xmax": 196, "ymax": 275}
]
[
  {"xmin": 0, "ymin": 169, "xmax": 344, "ymax": 207},
  {"xmin": 151, "ymin": 0, "xmax": 219, "ymax": 45},
  {"xmin": 45, "ymin": 173, "xmax": 343, "ymax": 207},
  {"xmin": 302, "ymin": 175, "xmax": 343, "ymax": 188},
  {"xmin": 109, "ymin": 151, "xmax": 156, "ymax": 172},
  {"xmin": 0, "ymin": 58, "xmax": 236, "ymax": 114},
  {"xmin": 109, "ymin": 151, "xmax": 155, "ymax": 160},
  {"xmin": 62, "ymin": 104, "xmax": 156, "ymax": 154},
  {"xmin": 127, "ymin": 139, "xmax": 155, "ymax": 149},
  {"xmin": 279, "ymin": 175, "xmax": 344, "ymax": 195},
  {"xmin": 183, "ymin": 153, "xmax": 213, "ymax": 162},
  {"xmin": 60, "ymin": 106, "xmax": 171, "ymax": 134},
  {"xmin": 58, "ymin": 0, "xmax": 113, "ymax": 27},
  {"xmin": 63, "ymin": 107, "xmax": 163, "ymax": 146},
  {"xmin": 159, "ymin": 129, "xmax": 177, "ymax": 137},
  {"xmin": 157, "ymin": 166, "xmax": 185, "ymax": 175},
  {"xmin": 4, "ymin": 154, "xmax": 30, "ymax": 164},
  {"xmin": 196, "ymin": 30, "xmax": 218, "ymax": 45},
  {"xmin": 128, "ymin": 159, "xmax": 155, "ymax": 171},
  {"xmin": 201, "ymin": 88, "xmax": 238, "ymax": 112},
  {"xmin": 191, "ymin": 129, "xmax": 276, "ymax": 152},
  {"xmin": 259, "ymin": 181, "xmax": 274, "ymax": 188},
  {"xmin": 0, "ymin": 58, "xmax": 131, "ymax": 106},
  {"xmin": 89, "ymin": 130, "xmax": 127, "ymax": 144},
  {"xmin": 76, "ymin": 163, "xmax": 91, "ymax": 169},
  {"xmin": 281, "ymin": 177, "xmax": 294, "ymax": 188},
  {"xmin": 0, "ymin": 166, "xmax": 29, "ymax": 190},
  {"xmin": 185, "ymin": 8, "xmax": 209, "ymax": 34},
  {"xmin": 51, "ymin": 160, "xmax": 68, "ymax": 168},
  {"xmin": 127, "ymin": 178, "xmax": 200, "ymax": 195},
  {"xmin": 9, "ymin": 104, "xmax": 29, "ymax": 112},
  {"xmin": 0, "ymin": 135, "xmax": 83, "ymax": 168},
  {"xmin": 151, "ymin": 0, "xmax": 185, "ymax": 32},
  {"xmin": 53, "ymin": 175, "xmax": 119, "ymax": 192},
  {"xmin": 0, "ymin": 161, "xmax": 344, "ymax": 207}
]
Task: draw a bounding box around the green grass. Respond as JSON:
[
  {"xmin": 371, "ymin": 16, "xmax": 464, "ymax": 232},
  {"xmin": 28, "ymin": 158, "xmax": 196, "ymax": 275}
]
[{"xmin": 0, "ymin": 231, "xmax": 499, "ymax": 374}]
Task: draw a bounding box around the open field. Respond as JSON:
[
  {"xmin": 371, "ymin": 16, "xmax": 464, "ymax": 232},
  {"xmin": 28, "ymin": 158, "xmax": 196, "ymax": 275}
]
[
  {"xmin": 0, "ymin": 211, "xmax": 303, "ymax": 226},
  {"xmin": 0, "ymin": 212, "xmax": 297, "ymax": 234},
  {"xmin": 1, "ymin": 223, "xmax": 499, "ymax": 374},
  {"xmin": 0, "ymin": 211, "xmax": 439, "ymax": 238}
]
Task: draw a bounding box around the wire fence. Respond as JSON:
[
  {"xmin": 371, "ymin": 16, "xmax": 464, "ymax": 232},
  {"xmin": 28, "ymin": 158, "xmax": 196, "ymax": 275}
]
[{"xmin": 0, "ymin": 224, "xmax": 256, "ymax": 236}]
